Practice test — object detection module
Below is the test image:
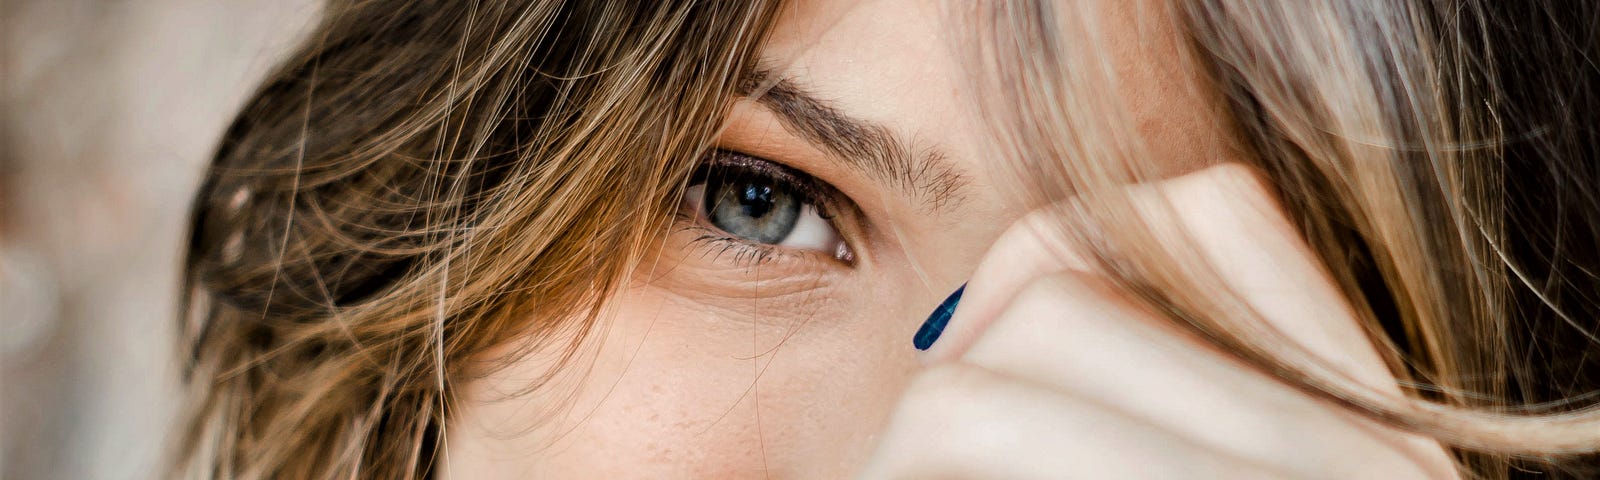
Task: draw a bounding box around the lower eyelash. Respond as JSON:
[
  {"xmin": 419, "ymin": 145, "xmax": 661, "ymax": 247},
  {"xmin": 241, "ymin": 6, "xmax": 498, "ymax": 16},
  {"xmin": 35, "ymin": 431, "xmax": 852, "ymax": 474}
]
[{"xmin": 683, "ymin": 226, "xmax": 790, "ymax": 267}]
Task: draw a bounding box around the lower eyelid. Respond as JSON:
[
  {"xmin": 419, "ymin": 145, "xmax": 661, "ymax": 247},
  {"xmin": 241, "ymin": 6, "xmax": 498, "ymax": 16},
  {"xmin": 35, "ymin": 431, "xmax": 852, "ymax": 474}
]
[{"xmin": 682, "ymin": 225, "xmax": 788, "ymax": 266}]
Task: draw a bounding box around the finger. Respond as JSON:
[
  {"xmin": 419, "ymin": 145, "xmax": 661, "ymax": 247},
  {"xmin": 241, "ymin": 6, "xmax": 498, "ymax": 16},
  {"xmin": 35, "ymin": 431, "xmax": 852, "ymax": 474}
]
[
  {"xmin": 922, "ymin": 163, "xmax": 1397, "ymax": 394},
  {"xmin": 958, "ymin": 271, "xmax": 1453, "ymax": 478},
  {"xmin": 917, "ymin": 205, "xmax": 1088, "ymax": 362},
  {"xmin": 1126, "ymin": 163, "xmax": 1400, "ymax": 394},
  {"xmin": 911, "ymin": 163, "xmax": 1455, "ymax": 475},
  {"xmin": 857, "ymin": 362, "xmax": 1279, "ymax": 480}
]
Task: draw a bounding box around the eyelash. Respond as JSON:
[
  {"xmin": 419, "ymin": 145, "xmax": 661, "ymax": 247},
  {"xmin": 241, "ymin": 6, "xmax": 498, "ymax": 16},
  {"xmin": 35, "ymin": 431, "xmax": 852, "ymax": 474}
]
[
  {"xmin": 682, "ymin": 230, "xmax": 791, "ymax": 266},
  {"xmin": 679, "ymin": 150, "xmax": 850, "ymax": 267}
]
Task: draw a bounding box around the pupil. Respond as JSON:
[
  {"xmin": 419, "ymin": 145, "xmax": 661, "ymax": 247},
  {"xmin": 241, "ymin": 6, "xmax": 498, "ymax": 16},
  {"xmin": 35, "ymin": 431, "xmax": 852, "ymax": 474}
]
[
  {"xmin": 740, "ymin": 183, "xmax": 775, "ymax": 218},
  {"xmin": 701, "ymin": 173, "xmax": 803, "ymax": 245}
]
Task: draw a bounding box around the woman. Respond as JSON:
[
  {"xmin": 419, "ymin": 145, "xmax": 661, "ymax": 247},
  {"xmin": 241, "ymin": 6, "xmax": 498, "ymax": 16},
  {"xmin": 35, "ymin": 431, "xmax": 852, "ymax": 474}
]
[{"xmin": 175, "ymin": 0, "xmax": 1600, "ymax": 478}]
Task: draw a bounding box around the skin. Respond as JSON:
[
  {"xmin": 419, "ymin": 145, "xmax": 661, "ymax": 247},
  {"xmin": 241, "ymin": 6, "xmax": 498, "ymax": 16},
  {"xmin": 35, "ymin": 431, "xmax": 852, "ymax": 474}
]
[
  {"xmin": 445, "ymin": 0, "xmax": 1452, "ymax": 478},
  {"xmin": 865, "ymin": 164, "xmax": 1456, "ymax": 478}
]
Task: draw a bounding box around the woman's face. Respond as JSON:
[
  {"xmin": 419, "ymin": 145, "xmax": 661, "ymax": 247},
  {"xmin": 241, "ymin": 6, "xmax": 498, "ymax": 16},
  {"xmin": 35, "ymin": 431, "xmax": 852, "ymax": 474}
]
[{"xmin": 446, "ymin": 0, "xmax": 1236, "ymax": 477}]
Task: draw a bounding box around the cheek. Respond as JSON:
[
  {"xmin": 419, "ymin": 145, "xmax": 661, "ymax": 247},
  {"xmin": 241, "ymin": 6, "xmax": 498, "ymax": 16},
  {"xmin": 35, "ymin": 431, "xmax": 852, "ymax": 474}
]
[{"xmin": 447, "ymin": 281, "xmax": 921, "ymax": 478}]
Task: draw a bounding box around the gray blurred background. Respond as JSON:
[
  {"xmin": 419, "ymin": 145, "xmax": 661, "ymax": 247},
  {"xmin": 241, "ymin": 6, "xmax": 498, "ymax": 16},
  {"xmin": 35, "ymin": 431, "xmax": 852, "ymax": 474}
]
[{"xmin": 2, "ymin": 1, "xmax": 319, "ymax": 478}]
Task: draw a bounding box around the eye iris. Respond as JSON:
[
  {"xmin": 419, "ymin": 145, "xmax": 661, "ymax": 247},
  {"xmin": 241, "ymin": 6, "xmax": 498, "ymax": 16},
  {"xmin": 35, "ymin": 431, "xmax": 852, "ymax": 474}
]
[
  {"xmin": 705, "ymin": 177, "xmax": 801, "ymax": 244},
  {"xmin": 741, "ymin": 184, "xmax": 774, "ymax": 217}
]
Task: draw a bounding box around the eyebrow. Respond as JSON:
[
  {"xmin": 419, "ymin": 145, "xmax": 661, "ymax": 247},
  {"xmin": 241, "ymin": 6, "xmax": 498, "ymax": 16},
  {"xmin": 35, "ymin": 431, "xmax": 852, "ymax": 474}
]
[{"xmin": 738, "ymin": 71, "xmax": 968, "ymax": 211}]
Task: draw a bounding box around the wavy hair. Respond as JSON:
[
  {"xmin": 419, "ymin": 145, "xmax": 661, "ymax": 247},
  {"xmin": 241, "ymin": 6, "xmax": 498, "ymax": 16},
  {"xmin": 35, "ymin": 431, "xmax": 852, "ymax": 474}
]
[
  {"xmin": 177, "ymin": 0, "xmax": 1599, "ymax": 478},
  {"xmin": 973, "ymin": 1, "xmax": 1600, "ymax": 477},
  {"xmin": 176, "ymin": 1, "xmax": 779, "ymax": 477}
]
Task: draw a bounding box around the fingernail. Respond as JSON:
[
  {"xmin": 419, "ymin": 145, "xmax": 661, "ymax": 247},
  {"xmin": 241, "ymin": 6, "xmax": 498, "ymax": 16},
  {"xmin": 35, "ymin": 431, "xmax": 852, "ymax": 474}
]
[{"xmin": 913, "ymin": 284, "xmax": 965, "ymax": 350}]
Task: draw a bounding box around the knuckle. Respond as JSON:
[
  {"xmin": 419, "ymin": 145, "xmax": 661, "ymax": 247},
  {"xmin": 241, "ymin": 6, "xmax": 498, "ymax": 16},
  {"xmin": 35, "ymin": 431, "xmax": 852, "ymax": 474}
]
[
  {"xmin": 1006, "ymin": 272, "xmax": 1105, "ymax": 318},
  {"xmin": 1185, "ymin": 163, "xmax": 1280, "ymax": 213},
  {"xmin": 1010, "ymin": 273, "xmax": 1075, "ymax": 305},
  {"xmin": 1194, "ymin": 162, "xmax": 1271, "ymax": 196},
  {"xmin": 988, "ymin": 208, "xmax": 1085, "ymax": 270}
]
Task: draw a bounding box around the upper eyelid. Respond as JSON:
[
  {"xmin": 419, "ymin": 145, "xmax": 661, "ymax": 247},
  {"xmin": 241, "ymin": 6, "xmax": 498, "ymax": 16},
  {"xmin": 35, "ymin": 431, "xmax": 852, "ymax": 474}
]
[{"xmin": 693, "ymin": 149, "xmax": 846, "ymax": 214}]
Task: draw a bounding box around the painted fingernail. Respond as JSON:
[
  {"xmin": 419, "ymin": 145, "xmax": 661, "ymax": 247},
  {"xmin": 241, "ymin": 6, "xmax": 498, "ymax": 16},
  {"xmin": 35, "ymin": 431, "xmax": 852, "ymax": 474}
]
[{"xmin": 913, "ymin": 284, "xmax": 965, "ymax": 350}]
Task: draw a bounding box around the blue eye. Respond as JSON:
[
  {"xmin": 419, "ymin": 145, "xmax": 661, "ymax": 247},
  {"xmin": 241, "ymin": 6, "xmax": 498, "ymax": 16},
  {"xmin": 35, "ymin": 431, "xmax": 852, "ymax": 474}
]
[
  {"xmin": 703, "ymin": 176, "xmax": 802, "ymax": 244},
  {"xmin": 684, "ymin": 152, "xmax": 849, "ymax": 257}
]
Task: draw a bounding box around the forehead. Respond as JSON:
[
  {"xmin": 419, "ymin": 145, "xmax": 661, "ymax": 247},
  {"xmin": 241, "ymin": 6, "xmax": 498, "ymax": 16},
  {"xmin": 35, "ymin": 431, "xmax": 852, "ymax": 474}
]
[
  {"xmin": 757, "ymin": 0, "xmax": 980, "ymax": 170},
  {"xmin": 757, "ymin": 0, "xmax": 1240, "ymax": 184}
]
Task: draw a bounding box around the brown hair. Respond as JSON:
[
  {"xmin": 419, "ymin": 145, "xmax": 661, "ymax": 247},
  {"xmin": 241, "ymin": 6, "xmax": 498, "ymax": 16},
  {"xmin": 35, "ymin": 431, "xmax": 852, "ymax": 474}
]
[
  {"xmin": 972, "ymin": 0, "xmax": 1600, "ymax": 477},
  {"xmin": 176, "ymin": 1, "xmax": 779, "ymax": 477},
  {"xmin": 178, "ymin": 0, "xmax": 1600, "ymax": 478}
]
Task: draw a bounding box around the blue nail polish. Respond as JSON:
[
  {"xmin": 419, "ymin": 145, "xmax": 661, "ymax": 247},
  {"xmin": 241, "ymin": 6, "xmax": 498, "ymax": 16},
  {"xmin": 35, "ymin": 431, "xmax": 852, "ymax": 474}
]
[{"xmin": 913, "ymin": 284, "xmax": 965, "ymax": 350}]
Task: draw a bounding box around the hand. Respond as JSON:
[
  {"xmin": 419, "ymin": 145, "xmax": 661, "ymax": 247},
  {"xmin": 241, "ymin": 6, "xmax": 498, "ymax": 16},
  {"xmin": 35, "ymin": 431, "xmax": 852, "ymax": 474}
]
[{"xmin": 860, "ymin": 164, "xmax": 1457, "ymax": 479}]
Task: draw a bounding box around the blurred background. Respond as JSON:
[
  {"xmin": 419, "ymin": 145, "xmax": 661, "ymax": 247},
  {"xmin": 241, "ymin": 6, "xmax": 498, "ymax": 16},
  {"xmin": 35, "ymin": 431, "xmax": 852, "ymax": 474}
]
[{"xmin": 2, "ymin": 1, "xmax": 319, "ymax": 478}]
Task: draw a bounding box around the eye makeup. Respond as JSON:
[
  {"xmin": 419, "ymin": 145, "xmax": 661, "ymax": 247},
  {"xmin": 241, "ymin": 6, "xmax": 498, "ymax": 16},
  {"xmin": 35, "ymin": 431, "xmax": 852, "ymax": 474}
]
[{"xmin": 679, "ymin": 150, "xmax": 859, "ymax": 267}]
